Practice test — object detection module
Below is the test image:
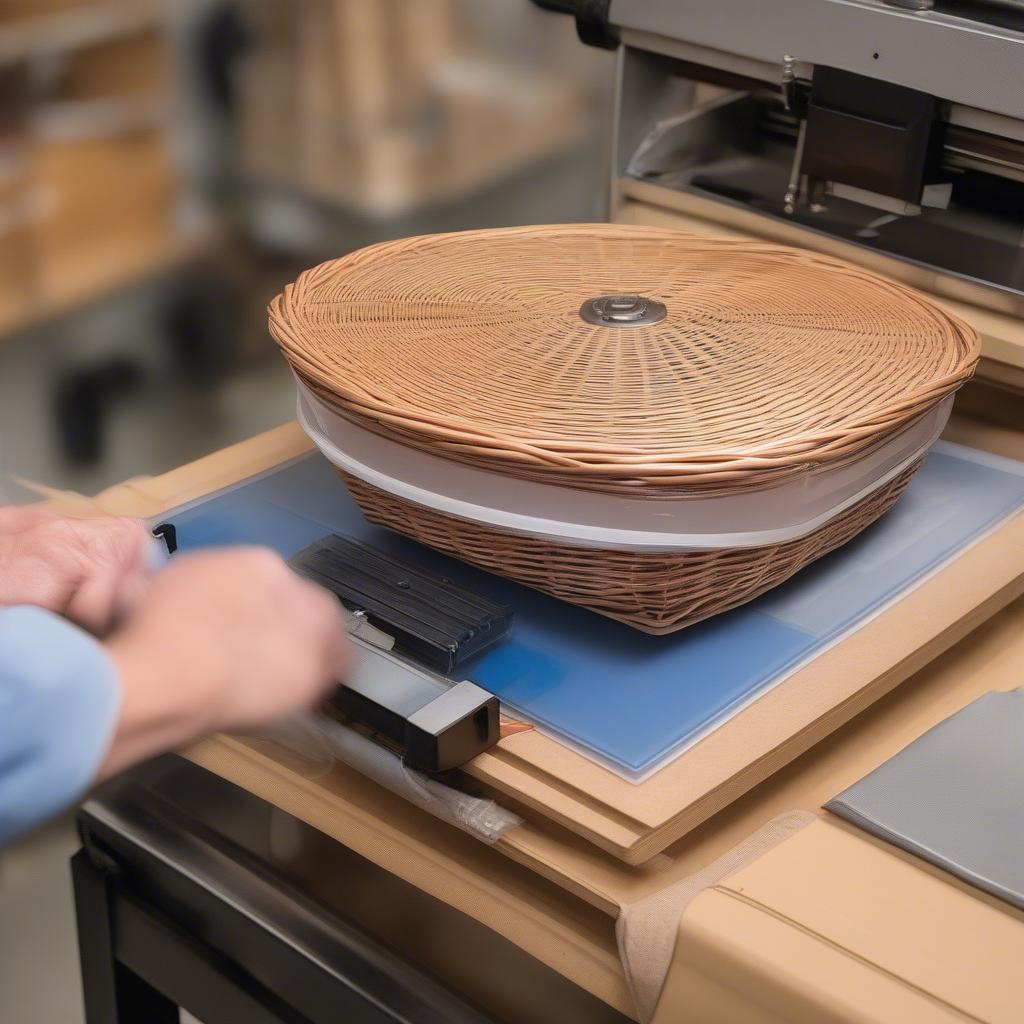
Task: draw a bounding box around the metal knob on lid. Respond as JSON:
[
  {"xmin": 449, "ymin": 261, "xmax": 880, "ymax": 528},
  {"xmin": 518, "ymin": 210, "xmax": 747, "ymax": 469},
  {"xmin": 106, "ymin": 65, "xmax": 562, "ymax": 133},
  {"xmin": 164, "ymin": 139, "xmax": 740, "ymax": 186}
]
[{"xmin": 579, "ymin": 293, "xmax": 667, "ymax": 327}]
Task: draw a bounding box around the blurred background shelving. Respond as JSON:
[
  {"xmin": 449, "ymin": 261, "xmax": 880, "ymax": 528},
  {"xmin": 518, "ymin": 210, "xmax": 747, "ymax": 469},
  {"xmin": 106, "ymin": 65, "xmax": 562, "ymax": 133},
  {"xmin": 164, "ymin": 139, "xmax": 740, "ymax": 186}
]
[
  {"xmin": 0, "ymin": 0, "xmax": 612, "ymax": 501},
  {"xmin": 0, "ymin": 5, "xmax": 612, "ymax": 1021},
  {"xmin": 0, "ymin": 0, "xmax": 192, "ymax": 335}
]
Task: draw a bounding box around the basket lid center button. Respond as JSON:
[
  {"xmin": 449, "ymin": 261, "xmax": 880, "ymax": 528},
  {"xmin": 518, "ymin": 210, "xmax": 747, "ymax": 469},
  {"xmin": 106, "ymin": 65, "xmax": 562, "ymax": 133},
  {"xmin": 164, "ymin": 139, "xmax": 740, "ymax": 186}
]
[
  {"xmin": 606, "ymin": 295, "xmax": 645, "ymax": 317},
  {"xmin": 580, "ymin": 294, "xmax": 667, "ymax": 327}
]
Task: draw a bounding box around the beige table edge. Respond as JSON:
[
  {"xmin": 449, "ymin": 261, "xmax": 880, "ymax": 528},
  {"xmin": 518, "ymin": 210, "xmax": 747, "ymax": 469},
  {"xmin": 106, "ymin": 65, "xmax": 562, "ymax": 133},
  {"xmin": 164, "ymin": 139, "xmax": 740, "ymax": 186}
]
[{"xmin": 655, "ymin": 818, "xmax": 1024, "ymax": 1024}]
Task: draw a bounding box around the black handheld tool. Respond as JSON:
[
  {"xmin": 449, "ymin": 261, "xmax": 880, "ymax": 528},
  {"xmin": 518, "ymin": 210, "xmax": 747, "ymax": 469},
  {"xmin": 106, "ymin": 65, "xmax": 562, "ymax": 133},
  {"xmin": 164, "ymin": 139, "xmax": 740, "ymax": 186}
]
[
  {"xmin": 290, "ymin": 535, "xmax": 512, "ymax": 772},
  {"xmin": 289, "ymin": 535, "xmax": 513, "ymax": 674}
]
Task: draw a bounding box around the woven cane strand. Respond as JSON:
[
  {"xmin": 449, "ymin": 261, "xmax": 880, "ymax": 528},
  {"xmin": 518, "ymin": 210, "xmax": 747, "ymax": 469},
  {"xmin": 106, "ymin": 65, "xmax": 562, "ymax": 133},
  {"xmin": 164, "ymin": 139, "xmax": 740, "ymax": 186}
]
[{"xmin": 340, "ymin": 459, "xmax": 922, "ymax": 633}]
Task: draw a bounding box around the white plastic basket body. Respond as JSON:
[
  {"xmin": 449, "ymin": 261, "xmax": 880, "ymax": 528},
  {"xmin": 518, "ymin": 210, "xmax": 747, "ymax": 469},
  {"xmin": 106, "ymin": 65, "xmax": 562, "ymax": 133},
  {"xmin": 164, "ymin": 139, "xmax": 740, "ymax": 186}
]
[{"xmin": 296, "ymin": 377, "xmax": 951, "ymax": 553}]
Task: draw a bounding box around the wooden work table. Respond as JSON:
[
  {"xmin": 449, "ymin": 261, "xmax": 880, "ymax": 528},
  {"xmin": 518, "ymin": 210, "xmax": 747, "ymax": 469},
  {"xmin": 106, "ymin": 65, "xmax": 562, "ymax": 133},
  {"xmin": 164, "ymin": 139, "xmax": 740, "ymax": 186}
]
[{"xmin": 75, "ymin": 406, "xmax": 1024, "ymax": 1023}]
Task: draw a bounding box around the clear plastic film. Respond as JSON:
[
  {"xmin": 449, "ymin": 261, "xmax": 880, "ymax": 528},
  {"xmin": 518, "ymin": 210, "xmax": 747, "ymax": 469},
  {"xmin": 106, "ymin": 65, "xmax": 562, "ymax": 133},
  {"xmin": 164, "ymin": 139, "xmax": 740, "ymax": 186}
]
[
  {"xmin": 297, "ymin": 375, "xmax": 954, "ymax": 551},
  {"xmin": 249, "ymin": 711, "xmax": 522, "ymax": 844}
]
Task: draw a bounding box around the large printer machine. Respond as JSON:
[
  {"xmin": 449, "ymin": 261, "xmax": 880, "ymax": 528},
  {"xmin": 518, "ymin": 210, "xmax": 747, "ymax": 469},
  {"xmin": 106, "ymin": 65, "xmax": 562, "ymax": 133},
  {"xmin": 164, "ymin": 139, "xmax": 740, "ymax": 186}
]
[
  {"xmin": 72, "ymin": 4, "xmax": 1024, "ymax": 1023},
  {"xmin": 587, "ymin": 0, "xmax": 1024, "ymax": 391}
]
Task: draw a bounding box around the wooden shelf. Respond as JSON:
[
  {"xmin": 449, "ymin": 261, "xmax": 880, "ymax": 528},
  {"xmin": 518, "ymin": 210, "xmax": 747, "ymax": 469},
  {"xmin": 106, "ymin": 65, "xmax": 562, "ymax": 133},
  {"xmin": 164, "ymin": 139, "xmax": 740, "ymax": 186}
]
[
  {"xmin": 0, "ymin": 0, "xmax": 160, "ymax": 66},
  {"xmin": 0, "ymin": 230, "xmax": 212, "ymax": 342}
]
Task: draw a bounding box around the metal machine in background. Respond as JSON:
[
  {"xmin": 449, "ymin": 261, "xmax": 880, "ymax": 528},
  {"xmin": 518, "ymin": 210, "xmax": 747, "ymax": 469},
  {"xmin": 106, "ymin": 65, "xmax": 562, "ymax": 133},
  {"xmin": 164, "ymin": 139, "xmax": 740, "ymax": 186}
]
[{"xmin": 547, "ymin": 0, "xmax": 1024, "ymax": 393}]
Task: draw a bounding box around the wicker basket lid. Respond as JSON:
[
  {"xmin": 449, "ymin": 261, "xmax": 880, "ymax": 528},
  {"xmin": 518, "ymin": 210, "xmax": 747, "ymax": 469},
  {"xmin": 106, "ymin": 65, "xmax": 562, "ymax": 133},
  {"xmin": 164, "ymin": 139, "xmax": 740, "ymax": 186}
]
[{"xmin": 270, "ymin": 224, "xmax": 979, "ymax": 494}]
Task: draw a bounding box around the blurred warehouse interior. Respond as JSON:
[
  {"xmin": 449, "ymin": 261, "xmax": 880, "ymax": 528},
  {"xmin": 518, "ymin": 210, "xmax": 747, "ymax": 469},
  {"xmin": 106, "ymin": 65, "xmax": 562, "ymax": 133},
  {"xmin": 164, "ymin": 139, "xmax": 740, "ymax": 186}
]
[
  {"xmin": 0, "ymin": 5, "xmax": 610, "ymax": 1019},
  {"xmin": 0, "ymin": 0, "xmax": 612, "ymax": 501}
]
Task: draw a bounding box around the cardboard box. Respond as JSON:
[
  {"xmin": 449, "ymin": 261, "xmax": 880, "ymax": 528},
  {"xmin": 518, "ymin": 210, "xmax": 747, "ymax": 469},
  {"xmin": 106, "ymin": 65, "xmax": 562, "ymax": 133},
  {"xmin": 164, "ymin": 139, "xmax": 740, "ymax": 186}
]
[
  {"xmin": 52, "ymin": 27, "xmax": 168, "ymax": 101},
  {"xmin": 30, "ymin": 127, "xmax": 176, "ymax": 306}
]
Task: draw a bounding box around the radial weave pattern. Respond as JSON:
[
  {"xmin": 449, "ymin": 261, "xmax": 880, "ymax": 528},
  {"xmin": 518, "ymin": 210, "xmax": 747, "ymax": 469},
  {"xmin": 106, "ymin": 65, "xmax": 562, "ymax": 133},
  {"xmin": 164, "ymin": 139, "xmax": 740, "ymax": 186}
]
[{"xmin": 270, "ymin": 224, "xmax": 978, "ymax": 495}]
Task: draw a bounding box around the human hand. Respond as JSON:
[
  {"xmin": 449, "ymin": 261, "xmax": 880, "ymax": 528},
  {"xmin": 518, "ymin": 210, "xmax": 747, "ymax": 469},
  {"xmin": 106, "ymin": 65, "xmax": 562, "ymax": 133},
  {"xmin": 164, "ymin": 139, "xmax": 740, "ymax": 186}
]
[
  {"xmin": 0, "ymin": 505, "xmax": 157, "ymax": 635},
  {"xmin": 100, "ymin": 547, "xmax": 350, "ymax": 776}
]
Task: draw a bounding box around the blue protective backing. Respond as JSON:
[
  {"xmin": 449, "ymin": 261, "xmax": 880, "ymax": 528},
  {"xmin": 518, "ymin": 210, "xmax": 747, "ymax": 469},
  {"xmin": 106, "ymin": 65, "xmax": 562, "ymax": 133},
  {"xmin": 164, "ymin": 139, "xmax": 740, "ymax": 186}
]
[{"xmin": 167, "ymin": 442, "xmax": 1024, "ymax": 780}]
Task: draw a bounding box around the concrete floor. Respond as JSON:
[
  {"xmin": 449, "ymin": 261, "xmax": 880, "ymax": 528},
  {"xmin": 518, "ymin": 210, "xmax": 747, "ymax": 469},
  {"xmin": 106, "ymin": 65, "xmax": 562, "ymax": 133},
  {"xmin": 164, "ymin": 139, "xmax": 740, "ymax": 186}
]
[
  {"xmin": 0, "ymin": 818, "xmax": 85, "ymax": 1022},
  {"xmin": 0, "ymin": 814, "xmax": 203, "ymax": 1022}
]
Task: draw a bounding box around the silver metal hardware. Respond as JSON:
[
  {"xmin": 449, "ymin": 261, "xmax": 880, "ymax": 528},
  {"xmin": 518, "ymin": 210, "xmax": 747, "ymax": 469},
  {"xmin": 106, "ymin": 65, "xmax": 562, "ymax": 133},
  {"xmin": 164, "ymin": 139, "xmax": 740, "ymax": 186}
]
[
  {"xmin": 784, "ymin": 117, "xmax": 808, "ymax": 214},
  {"xmin": 882, "ymin": 0, "xmax": 934, "ymax": 10},
  {"xmin": 344, "ymin": 609, "xmax": 396, "ymax": 651},
  {"xmin": 781, "ymin": 53, "xmax": 797, "ymax": 112},
  {"xmin": 579, "ymin": 294, "xmax": 667, "ymax": 327}
]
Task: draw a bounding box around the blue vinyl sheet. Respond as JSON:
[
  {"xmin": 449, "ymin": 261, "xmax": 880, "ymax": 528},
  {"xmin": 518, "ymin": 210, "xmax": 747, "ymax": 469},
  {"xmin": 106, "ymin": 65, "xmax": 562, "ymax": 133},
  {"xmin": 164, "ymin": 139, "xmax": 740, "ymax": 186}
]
[{"xmin": 167, "ymin": 442, "xmax": 1024, "ymax": 780}]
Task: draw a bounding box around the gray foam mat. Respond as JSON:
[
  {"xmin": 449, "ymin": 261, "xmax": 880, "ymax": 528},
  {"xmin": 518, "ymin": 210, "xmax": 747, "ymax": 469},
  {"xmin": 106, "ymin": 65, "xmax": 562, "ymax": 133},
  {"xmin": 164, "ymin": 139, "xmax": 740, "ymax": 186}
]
[{"xmin": 826, "ymin": 688, "xmax": 1024, "ymax": 910}]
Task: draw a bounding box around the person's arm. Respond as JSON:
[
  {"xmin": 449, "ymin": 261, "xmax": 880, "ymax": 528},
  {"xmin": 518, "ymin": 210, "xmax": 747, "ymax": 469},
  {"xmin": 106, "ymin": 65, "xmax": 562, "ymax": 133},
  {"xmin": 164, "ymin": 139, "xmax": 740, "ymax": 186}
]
[
  {"xmin": 0, "ymin": 505, "xmax": 156, "ymax": 634},
  {"xmin": 0, "ymin": 607, "xmax": 121, "ymax": 846},
  {"xmin": 0, "ymin": 547, "xmax": 350, "ymax": 846},
  {"xmin": 98, "ymin": 547, "xmax": 351, "ymax": 778}
]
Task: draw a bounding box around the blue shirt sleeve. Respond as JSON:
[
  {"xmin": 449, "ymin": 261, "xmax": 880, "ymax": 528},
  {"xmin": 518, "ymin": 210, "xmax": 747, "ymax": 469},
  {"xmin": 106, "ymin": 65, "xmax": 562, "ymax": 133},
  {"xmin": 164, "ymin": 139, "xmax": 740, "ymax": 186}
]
[{"xmin": 0, "ymin": 606, "xmax": 121, "ymax": 847}]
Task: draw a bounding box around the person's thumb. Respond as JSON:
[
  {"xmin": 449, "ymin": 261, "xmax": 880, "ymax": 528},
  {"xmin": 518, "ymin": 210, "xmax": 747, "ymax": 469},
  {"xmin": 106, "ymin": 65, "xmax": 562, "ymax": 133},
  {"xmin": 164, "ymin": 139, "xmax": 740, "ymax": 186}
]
[{"xmin": 64, "ymin": 564, "xmax": 127, "ymax": 635}]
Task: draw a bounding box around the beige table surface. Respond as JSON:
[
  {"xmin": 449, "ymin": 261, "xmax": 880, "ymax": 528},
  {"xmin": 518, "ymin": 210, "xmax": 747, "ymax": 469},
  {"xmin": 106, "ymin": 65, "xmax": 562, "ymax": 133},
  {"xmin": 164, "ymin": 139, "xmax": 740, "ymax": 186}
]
[{"xmin": 85, "ymin": 417, "xmax": 1024, "ymax": 1022}]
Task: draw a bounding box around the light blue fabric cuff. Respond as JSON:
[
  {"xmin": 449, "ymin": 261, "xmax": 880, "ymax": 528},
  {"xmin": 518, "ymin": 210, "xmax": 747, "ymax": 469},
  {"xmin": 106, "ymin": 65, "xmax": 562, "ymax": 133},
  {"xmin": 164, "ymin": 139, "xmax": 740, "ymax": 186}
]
[{"xmin": 0, "ymin": 606, "xmax": 122, "ymax": 846}]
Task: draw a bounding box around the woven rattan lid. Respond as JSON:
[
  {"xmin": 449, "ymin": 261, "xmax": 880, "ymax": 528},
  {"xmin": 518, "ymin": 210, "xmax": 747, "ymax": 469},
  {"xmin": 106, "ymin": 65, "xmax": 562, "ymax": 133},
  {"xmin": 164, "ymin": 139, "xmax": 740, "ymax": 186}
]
[{"xmin": 270, "ymin": 224, "xmax": 979, "ymax": 494}]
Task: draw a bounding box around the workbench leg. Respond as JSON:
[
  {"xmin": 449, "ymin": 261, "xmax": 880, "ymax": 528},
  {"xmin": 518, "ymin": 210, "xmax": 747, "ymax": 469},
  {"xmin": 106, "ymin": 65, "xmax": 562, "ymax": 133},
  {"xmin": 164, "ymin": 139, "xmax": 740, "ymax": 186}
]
[{"xmin": 72, "ymin": 849, "xmax": 179, "ymax": 1024}]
